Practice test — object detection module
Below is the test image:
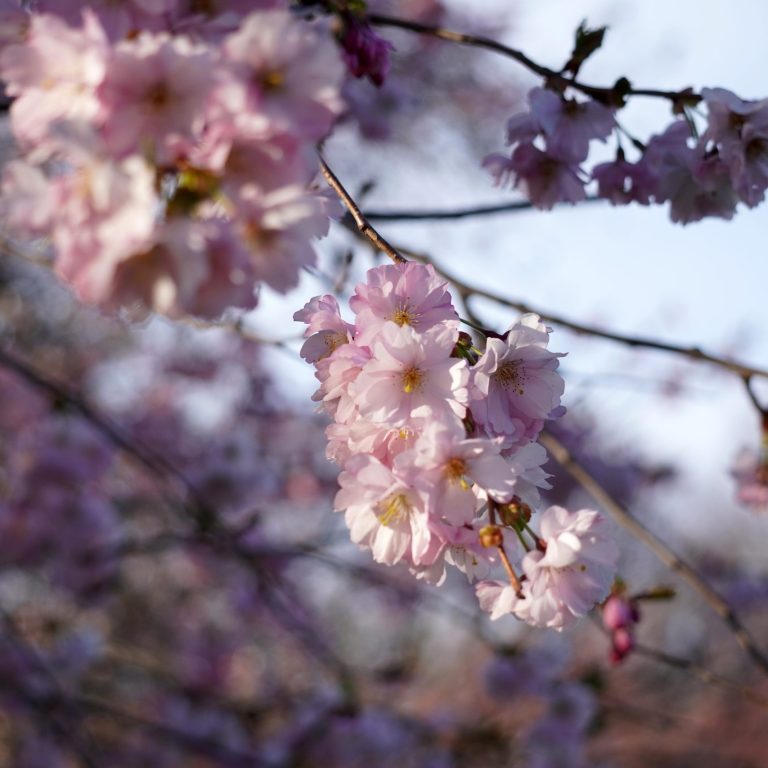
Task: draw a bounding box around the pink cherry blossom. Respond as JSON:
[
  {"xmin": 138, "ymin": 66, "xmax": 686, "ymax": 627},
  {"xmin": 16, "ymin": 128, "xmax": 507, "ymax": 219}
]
[
  {"xmin": 352, "ymin": 323, "xmax": 469, "ymax": 426},
  {"xmin": 471, "ymin": 313, "xmax": 565, "ymax": 447},
  {"xmin": 405, "ymin": 420, "xmax": 518, "ymax": 525},
  {"xmin": 640, "ymin": 121, "xmax": 738, "ymax": 224},
  {"xmin": 0, "ymin": 11, "xmax": 108, "ymax": 148},
  {"xmin": 475, "ymin": 579, "xmax": 522, "ymax": 621},
  {"xmin": 335, "ymin": 454, "xmax": 433, "ymax": 567},
  {"xmin": 294, "ymin": 294, "xmax": 354, "ymax": 364},
  {"xmin": 52, "ymin": 153, "xmax": 159, "ymax": 305},
  {"xmin": 221, "ymin": 9, "xmax": 345, "ymax": 141},
  {"xmin": 503, "ymin": 441, "xmax": 552, "ymax": 508},
  {"xmin": 592, "ymin": 155, "xmax": 655, "ymax": 205},
  {"xmin": 349, "ymin": 261, "xmax": 458, "ymax": 346},
  {"xmin": 108, "ymin": 216, "xmax": 257, "ymax": 318},
  {"xmin": 528, "ymin": 87, "xmax": 615, "ymax": 163},
  {"xmin": 97, "ymin": 31, "xmax": 216, "ymax": 160},
  {"xmin": 513, "ymin": 506, "xmax": 618, "ymax": 630},
  {"xmin": 232, "ymin": 183, "xmax": 336, "ymax": 294},
  {"xmin": 484, "ymin": 143, "xmax": 587, "ymax": 210},
  {"xmin": 313, "ymin": 341, "xmax": 371, "ymax": 424}
]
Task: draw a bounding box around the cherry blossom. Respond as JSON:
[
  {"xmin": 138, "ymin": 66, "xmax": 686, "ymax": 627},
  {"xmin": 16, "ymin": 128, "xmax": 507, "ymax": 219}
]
[{"xmin": 513, "ymin": 506, "xmax": 618, "ymax": 629}]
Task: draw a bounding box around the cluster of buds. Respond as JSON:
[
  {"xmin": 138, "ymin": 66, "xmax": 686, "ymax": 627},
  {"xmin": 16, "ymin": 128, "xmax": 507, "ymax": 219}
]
[{"xmin": 296, "ymin": 261, "xmax": 618, "ymax": 629}]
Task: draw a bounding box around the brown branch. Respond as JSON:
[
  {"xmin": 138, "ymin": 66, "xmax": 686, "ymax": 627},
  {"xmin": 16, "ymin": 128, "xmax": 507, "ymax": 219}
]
[
  {"xmin": 540, "ymin": 430, "xmax": 768, "ymax": 675},
  {"xmin": 319, "ymin": 156, "xmax": 406, "ymax": 264},
  {"xmin": 360, "ymin": 196, "xmax": 605, "ymax": 222},
  {"xmin": 631, "ymin": 641, "xmax": 768, "ymax": 709},
  {"xmin": 743, "ymin": 374, "xmax": 768, "ymax": 421},
  {"xmin": 368, "ymin": 13, "xmax": 700, "ymax": 107},
  {"xmin": 0, "ymin": 347, "xmax": 215, "ymax": 529},
  {"xmin": 414, "ymin": 253, "xmax": 768, "ymax": 380}
]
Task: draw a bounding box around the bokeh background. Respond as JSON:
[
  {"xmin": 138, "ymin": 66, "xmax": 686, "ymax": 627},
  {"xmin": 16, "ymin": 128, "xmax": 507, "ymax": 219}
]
[{"xmin": 0, "ymin": 1, "xmax": 766, "ymax": 766}]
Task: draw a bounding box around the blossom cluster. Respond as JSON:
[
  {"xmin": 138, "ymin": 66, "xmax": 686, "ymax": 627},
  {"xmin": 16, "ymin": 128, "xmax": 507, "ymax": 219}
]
[
  {"xmin": 0, "ymin": 2, "xmax": 347, "ymax": 317},
  {"xmin": 296, "ymin": 261, "xmax": 618, "ymax": 629},
  {"xmin": 731, "ymin": 440, "xmax": 768, "ymax": 513},
  {"xmin": 486, "ymin": 85, "xmax": 768, "ymax": 224}
]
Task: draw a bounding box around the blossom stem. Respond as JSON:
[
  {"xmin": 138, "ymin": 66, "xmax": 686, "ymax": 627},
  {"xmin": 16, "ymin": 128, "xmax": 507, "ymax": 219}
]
[
  {"xmin": 497, "ymin": 543, "xmax": 523, "ymax": 597},
  {"xmin": 489, "ymin": 502, "xmax": 524, "ymax": 596},
  {"xmin": 522, "ymin": 521, "xmax": 546, "ymax": 552},
  {"xmin": 512, "ymin": 526, "xmax": 531, "ymax": 552},
  {"xmin": 458, "ymin": 316, "xmax": 488, "ymax": 337}
]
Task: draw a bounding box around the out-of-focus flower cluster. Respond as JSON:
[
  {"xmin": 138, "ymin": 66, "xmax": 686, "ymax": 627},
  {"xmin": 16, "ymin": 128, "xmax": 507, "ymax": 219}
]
[
  {"xmin": 0, "ymin": 1, "xmax": 348, "ymax": 318},
  {"xmin": 731, "ymin": 420, "xmax": 768, "ymax": 513},
  {"xmin": 297, "ymin": 261, "xmax": 618, "ymax": 630},
  {"xmin": 486, "ymin": 84, "xmax": 768, "ymax": 224}
]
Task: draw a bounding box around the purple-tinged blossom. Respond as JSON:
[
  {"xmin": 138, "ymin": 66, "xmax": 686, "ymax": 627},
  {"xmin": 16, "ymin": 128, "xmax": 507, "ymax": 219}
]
[
  {"xmin": 340, "ymin": 17, "xmax": 394, "ymax": 87},
  {"xmin": 528, "ymin": 87, "xmax": 615, "ymax": 163},
  {"xmin": 485, "ymin": 143, "xmax": 587, "ymax": 210},
  {"xmin": 470, "ymin": 313, "xmax": 565, "ymax": 448}
]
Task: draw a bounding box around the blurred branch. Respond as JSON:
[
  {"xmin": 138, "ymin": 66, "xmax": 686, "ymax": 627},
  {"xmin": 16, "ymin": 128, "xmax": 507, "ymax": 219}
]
[
  {"xmin": 743, "ymin": 374, "xmax": 768, "ymax": 421},
  {"xmin": 541, "ymin": 430, "xmax": 768, "ymax": 675},
  {"xmin": 0, "ymin": 610, "xmax": 102, "ymax": 768},
  {"xmin": 631, "ymin": 641, "xmax": 768, "ymax": 709},
  {"xmin": 0, "ymin": 346, "xmax": 215, "ymax": 528},
  {"xmin": 368, "ymin": 13, "xmax": 700, "ymax": 107}
]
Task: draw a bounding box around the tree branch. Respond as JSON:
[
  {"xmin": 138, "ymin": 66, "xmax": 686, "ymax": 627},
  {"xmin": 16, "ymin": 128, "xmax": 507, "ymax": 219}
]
[
  {"xmin": 368, "ymin": 13, "xmax": 700, "ymax": 107},
  {"xmin": 361, "ymin": 196, "xmax": 603, "ymax": 222},
  {"xmin": 540, "ymin": 430, "xmax": 768, "ymax": 675},
  {"xmin": 413, "ymin": 251, "xmax": 768, "ymax": 380},
  {"xmin": 319, "ymin": 156, "xmax": 406, "ymax": 264}
]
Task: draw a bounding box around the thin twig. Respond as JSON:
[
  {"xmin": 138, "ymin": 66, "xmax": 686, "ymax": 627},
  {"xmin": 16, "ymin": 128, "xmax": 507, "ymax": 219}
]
[
  {"xmin": 0, "ymin": 347, "xmax": 215, "ymax": 527},
  {"xmin": 368, "ymin": 14, "xmax": 700, "ymax": 107},
  {"xmin": 361, "ymin": 196, "xmax": 603, "ymax": 222},
  {"xmin": 319, "ymin": 156, "xmax": 406, "ymax": 264},
  {"xmin": 541, "ymin": 430, "xmax": 768, "ymax": 675},
  {"xmin": 743, "ymin": 374, "xmax": 768, "ymax": 419},
  {"xmin": 414, "ymin": 253, "xmax": 768, "ymax": 381},
  {"xmin": 631, "ymin": 640, "xmax": 768, "ymax": 709}
]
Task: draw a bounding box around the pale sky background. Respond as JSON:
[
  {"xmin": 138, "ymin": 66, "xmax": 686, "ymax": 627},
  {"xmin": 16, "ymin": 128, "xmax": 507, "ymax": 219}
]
[{"xmin": 248, "ymin": 0, "xmax": 768, "ymax": 570}]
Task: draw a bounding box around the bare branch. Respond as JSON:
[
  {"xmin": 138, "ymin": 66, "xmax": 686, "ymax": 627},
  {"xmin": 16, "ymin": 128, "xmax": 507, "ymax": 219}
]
[
  {"xmin": 361, "ymin": 197, "xmax": 605, "ymax": 223},
  {"xmin": 413, "ymin": 251, "xmax": 768, "ymax": 380},
  {"xmin": 319, "ymin": 156, "xmax": 406, "ymax": 264},
  {"xmin": 368, "ymin": 13, "xmax": 700, "ymax": 107},
  {"xmin": 541, "ymin": 430, "xmax": 768, "ymax": 675}
]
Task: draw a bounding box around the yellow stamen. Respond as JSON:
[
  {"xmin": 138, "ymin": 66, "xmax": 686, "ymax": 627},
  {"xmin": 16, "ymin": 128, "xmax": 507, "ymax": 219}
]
[
  {"xmin": 445, "ymin": 457, "xmax": 470, "ymax": 490},
  {"xmin": 493, "ymin": 360, "xmax": 525, "ymax": 395},
  {"xmin": 401, "ymin": 366, "xmax": 423, "ymax": 394},
  {"xmin": 322, "ymin": 332, "xmax": 347, "ymax": 357},
  {"xmin": 378, "ymin": 493, "xmax": 411, "ymax": 527},
  {"xmin": 260, "ymin": 70, "xmax": 285, "ymax": 91},
  {"xmin": 390, "ymin": 303, "xmax": 414, "ymax": 327}
]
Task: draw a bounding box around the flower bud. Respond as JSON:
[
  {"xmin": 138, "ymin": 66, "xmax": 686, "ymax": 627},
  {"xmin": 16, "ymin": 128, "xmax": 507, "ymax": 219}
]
[{"xmin": 479, "ymin": 524, "xmax": 503, "ymax": 548}]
